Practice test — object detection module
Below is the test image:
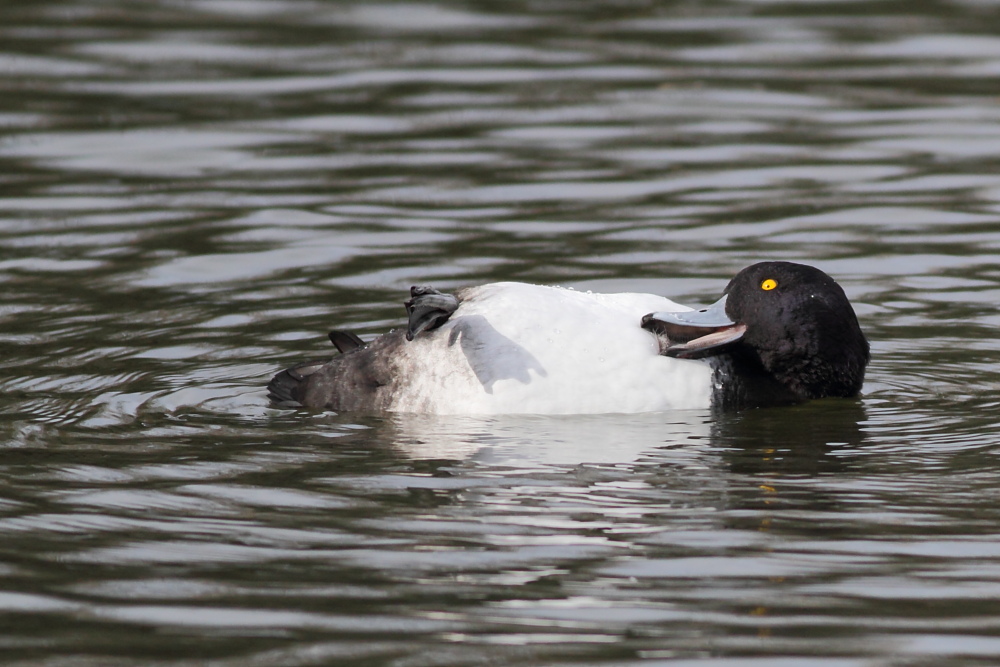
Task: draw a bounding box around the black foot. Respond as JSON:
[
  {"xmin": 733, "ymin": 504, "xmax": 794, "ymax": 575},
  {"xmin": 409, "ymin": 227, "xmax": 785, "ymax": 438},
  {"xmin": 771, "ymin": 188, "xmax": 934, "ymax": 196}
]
[
  {"xmin": 404, "ymin": 286, "xmax": 459, "ymax": 341},
  {"xmin": 328, "ymin": 330, "xmax": 365, "ymax": 353}
]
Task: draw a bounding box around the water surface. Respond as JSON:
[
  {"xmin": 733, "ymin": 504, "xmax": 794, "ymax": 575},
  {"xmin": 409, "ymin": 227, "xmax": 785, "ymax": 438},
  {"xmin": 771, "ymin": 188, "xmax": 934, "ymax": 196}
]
[{"xmin": 3, "ymin": 0, "xmax": 1000, "ymax": 665}]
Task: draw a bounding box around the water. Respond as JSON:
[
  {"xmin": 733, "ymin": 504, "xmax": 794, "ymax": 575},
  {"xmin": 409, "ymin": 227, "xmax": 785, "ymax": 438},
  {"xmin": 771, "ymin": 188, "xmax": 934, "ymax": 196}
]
[{"xmin": 3, "ymin": 0, "xmax": 1000, "ymax": 664}]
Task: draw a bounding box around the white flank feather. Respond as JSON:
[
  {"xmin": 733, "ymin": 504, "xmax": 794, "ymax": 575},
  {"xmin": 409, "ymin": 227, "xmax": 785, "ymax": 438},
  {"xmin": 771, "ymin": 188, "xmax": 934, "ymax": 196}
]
[{"xmin": 385, "ymin": 283, "xmax": 714, "ymax": 415}]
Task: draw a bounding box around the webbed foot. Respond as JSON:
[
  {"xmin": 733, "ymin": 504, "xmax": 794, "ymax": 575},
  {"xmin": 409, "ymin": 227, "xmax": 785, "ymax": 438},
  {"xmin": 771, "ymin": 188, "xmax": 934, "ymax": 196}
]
[{"xmin": 404, "ymin": 286, "xmax": 459, "ymax": 341}]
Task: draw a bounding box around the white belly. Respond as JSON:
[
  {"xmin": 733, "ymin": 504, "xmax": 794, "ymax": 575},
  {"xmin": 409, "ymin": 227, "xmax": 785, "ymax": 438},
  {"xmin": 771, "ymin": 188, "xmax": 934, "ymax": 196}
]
[{"xmin": 386, "ymin": 283, "xmax": 714, "ymax": 415}]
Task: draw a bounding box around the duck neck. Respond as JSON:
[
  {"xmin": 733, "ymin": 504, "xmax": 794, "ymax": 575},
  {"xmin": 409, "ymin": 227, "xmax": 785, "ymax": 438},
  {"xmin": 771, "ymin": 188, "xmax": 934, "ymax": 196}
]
[{"xmin": 708, "ymin": 348, "xmax": 803, "ymax": 410}]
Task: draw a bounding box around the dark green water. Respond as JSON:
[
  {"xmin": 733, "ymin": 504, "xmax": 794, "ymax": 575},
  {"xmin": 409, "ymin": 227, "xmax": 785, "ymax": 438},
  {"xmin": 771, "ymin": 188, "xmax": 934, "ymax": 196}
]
[{"xmin": 4, "ymin": 0, "xmax": 1000, "ymax": 664}]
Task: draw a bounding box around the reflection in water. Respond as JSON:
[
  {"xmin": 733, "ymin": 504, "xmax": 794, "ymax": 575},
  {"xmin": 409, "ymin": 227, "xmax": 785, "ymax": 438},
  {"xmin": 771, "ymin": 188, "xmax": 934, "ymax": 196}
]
[
  {"xmin": 714, "ymin": 399, "xmax": 869, "ymax": 476},
  {"xmin": 385, "ymin": 410, "xmax": 715, "ymax": 466},
  {"xmin": 711, "ymin": 401, "xmax": 870, "ymax": 541}
]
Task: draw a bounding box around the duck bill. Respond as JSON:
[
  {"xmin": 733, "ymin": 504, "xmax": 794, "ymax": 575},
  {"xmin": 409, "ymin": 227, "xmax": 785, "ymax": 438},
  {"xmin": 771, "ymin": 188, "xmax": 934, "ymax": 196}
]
[{"xmin": 641, "ymin": 294, "xmax": 747, "ymax": 359}]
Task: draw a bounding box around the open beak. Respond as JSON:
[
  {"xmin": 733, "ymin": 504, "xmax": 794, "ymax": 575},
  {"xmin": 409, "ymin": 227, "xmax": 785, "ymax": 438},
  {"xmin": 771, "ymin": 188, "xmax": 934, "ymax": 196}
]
[{"xmin": 641, "ymin": 294, "xmax": 747, "ymax": 359}]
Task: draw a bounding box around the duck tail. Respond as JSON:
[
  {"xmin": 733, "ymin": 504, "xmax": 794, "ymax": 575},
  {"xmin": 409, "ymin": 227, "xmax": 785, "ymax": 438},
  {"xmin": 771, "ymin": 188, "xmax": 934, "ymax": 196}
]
[
  {"xmin": 267, "ymin": 359, "xmax": 327, "ymax": 407},
  {"xmin": 269, "ymin": 329, "xmax": 366, "ymax": 407}
]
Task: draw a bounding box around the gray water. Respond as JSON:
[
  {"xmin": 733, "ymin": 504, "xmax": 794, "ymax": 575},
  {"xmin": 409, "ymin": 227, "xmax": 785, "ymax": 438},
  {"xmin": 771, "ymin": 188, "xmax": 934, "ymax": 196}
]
[{"xmin": 4, "ymin": 0, "xmax": 1000, "ymax": 664}]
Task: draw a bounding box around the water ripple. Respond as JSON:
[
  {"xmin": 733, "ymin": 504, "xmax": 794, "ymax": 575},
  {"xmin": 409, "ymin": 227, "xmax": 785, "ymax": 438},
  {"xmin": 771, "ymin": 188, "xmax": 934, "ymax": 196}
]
[{"xmin": 3, "ymin": 0, "xmax": 1000, "ymax": 664}]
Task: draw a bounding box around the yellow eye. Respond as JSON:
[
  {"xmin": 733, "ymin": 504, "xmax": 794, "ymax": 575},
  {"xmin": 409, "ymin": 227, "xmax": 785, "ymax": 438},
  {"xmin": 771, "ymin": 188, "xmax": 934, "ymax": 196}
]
[{"xmin": 761, "ymin": 279, "xmax": 777, "ymax": 291}]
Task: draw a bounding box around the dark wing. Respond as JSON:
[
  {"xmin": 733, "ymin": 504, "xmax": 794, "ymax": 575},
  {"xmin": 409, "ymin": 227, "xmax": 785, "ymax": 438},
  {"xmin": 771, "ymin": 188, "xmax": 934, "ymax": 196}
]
[{"xmin": 328, "ymin": 330, "xmax": 365, "ymax": 353}]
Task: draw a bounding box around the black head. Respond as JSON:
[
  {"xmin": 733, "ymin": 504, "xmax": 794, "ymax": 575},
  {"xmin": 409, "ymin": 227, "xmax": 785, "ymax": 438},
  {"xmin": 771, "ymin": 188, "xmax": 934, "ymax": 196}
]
[
  {"xmin": 721, "ymin": 261, "xmax": 869, "ymax": 400},
  {"xmin": 642, "ymin": 261, "xmax": 870, "ymax": 403}
]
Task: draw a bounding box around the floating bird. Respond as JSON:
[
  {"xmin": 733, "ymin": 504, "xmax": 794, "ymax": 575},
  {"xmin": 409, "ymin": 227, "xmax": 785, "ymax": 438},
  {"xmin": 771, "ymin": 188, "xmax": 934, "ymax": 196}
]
[{"xmin": 268, "ymin": 261, "xmax": 869, "ymax": 415}]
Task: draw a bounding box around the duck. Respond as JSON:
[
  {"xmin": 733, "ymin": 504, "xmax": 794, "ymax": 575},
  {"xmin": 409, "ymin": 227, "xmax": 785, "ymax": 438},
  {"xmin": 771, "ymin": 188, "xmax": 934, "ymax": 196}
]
[{"xmin": 267, "ymin": 261, "xmax": 869, "ymax": 415}]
